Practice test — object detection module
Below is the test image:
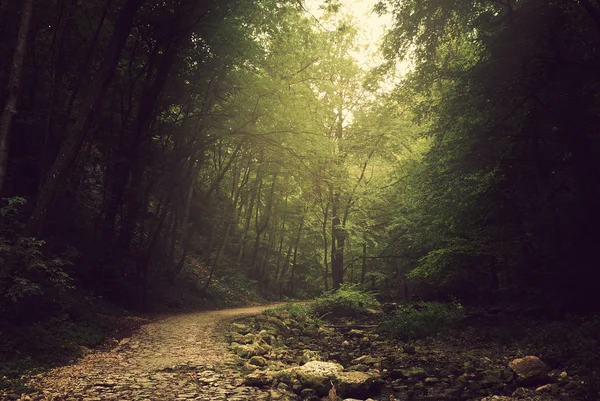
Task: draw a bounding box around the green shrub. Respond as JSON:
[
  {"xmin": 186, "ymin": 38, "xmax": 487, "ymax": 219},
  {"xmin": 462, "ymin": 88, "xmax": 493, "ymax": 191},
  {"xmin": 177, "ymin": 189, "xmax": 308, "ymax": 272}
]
[
  {"xmin": 312, "ymin": 285, "xmax": 380, "ymax": 317},
  {"xmin": 264, "ymin": 302, "xmax": 313, "ymax": 320},
  {"xmin": 379, "ymin": 302, "xmax": 464, "ymax": 340}
]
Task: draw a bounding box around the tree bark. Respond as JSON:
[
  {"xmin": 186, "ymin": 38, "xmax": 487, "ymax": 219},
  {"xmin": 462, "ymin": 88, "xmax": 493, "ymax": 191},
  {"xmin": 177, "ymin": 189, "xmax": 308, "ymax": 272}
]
[
  {"xmin": 22, "ymin": 0, "xmax": 143, "ymax": 237},
  {"xmin": 289, "ymin": 211, "xmax": 305, "ymax": 297},
  {"xmin": 0, "ymin": 0, "xmax": 34, "ymax": 194}
]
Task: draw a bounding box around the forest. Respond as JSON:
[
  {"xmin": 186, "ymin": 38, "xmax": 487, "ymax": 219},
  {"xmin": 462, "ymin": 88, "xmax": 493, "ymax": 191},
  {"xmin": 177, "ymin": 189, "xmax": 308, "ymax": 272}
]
[{"xmin": 1, "ymin": 0, "xmax": 600, "ymax": 399}]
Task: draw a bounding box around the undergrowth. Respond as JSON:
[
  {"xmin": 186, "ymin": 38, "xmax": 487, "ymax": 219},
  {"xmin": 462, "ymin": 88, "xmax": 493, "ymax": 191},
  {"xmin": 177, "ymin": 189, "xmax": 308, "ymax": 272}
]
[
  {"xmin": 379, "ymin": 301, "xmax": 465, "ymax": 340},
  {"xmin": 312, "ymin": 285, "xmax": 380, "ymax": 317},
  {"xmin": 264, "ymin": 302, "xmax": 313, "ymax": 320}
]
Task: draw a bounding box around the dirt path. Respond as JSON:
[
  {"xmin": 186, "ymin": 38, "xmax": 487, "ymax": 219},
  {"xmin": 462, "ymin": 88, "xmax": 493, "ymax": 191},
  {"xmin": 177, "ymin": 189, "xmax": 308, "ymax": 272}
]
[{"xmin": 23, "ymin": 305, "xmax": 281, "ymax": 401}]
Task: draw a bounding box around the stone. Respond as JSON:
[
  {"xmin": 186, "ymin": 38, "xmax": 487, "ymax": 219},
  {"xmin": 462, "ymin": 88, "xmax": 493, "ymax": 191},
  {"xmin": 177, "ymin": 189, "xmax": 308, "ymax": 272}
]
[
  {"xmin": 243, "ymin": 370, "xmax": 274, "ymax": 386},
  {"xmin": 255, "ymin": 315, "xmax": 290, "ymax": 334},
  {"xmin": 249, "ymin": 355, "xmax": 267, "ymax": 367},
  {"xmin": 298, "ymin": 349, "xmax": 321, "ymax": 365},
  {"xmin": 347, "ymin": 364, "xmax": 368, "ymax": 372},
  {"xmin": 348, "ymin": 329, "xmax": 364, "ymax": 338},
  {"xmin": 351, "ymin": 355, "xmax": 380, "ymax": 366},
  {"xmin": 536, "ymin": 384, "xmax": 554, "ymax": 393},
  {"xmin": 391, "ymin": 367, "xmax": 428, "ymax": 380},
  {"xmin": 424, "ymin": 377, "xmax": 439, "ymax": 384},
  {"xmin": 403, "ymin": 344, "xmax": 416, "ymax": 354},
  {"xmin": 508, "ymin": 356, "xmax": 550, "ymax": 385},
  {"xmin": 336, "ymin": 371, "xmax": 382, "ymax": 398},
  {"xmin": 232, "ymin": 322, "xmax": 252, "ymax": 334},
  {"xmin": 276, "ymin": 361, "xmax": 343, "ymax": 396},
  {"xmin": 559, "ymin": 371, "xmax": 568, "ymax": 378},
  {"xmin": 231, "ymin": 341, "xmax": 271, "ymax": 358}
]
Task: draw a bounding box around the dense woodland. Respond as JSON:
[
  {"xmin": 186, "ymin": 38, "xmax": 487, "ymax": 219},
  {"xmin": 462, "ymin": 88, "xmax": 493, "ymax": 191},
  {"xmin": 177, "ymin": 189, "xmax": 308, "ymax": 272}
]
[{"xmin": 1, "ymin": 0, "xmax": 600, "ymax": 327}]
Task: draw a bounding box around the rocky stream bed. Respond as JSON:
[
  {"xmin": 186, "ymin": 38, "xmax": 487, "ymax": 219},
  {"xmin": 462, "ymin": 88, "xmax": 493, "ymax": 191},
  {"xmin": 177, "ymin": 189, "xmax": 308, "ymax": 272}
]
[
  {"xmin": 227, "ymin": 307, "xmax": 599, "ymax": 401},
  {"xmin": 1, "ymin": 304, "xmax": 598, "ymax": 401}
]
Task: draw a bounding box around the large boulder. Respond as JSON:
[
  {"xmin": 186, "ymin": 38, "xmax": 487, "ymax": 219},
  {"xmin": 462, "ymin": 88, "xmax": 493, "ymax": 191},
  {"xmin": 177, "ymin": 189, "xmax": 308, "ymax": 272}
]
[
  {"xmin": 274, "ymin": 361, "xmax": 382, "ymax": 398},
  {"xmin": 508, "ymin": 356, "xmax": 550, "ymax": 385},
  {"xmin": 276, "ymin": 361, "xmax": 343, "ymax": 395}
]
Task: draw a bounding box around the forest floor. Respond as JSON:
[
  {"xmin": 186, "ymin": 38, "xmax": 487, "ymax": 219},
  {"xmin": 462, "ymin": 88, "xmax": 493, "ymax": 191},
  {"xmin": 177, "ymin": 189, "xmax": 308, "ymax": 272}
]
[
  {"xmin": 2, "ymin": 304, "xmax": 282, "ymax": 401},
  {"xmin": 2, "ymin": 304, "xmax": 600, "ymax": 401}
]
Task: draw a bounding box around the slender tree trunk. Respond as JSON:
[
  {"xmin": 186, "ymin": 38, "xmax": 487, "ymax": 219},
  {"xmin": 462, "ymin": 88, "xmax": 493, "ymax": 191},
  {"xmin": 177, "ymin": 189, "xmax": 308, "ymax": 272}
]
[
  {"xmin": 237, "ymin": 166, "xmax": 261, "ymax": 265},
  {"xmin": 274, "ymin": 194, "xmax": 288, "ymax": 283},
  {"xmin": 322, "ymin": 200, "xmax": 329, "ymax": 291},
  {"xmin": 169, "ymin": 161, "xmax": 201, "ymax": 282},
  {"xmin": 22, "ymin": 0, "xmax": 143, "ymax": 237},
  {"xmin": 289, "ymin": 211, "xmax": 305, "ymax": 297},
  {"xmin": 360, "ymin": 243, "xmax": 367, "ymax": 285},
  {"xmin": 204, "ymin": 163, "xmax": 243, "ymax": 290},
  {"xmin": 0, "ymin": 0, "xmax": 34, "ymax": 193},
  {"xmin": 331, "ymin": 194, "xmax": 344, "ymax": 290}
]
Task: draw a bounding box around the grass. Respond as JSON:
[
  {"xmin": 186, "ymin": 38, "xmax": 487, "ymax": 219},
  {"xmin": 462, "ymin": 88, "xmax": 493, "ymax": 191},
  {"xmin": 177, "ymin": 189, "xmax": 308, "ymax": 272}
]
[{"xmin": 263, "ymin": 302, "xmax": 313, "ymax": 319}]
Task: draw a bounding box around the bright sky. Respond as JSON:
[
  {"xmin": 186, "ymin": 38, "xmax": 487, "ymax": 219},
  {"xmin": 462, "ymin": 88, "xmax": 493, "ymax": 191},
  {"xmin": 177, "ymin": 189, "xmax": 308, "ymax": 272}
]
[{"xmin": 303, "ymin": 0, "xmax": 393, "ymax": 70}]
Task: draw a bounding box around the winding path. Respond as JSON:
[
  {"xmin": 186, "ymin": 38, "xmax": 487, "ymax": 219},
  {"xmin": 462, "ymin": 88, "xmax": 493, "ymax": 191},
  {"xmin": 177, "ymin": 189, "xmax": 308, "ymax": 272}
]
[{"xmin": 25, "ymin": 305, "xmax": 280, "ymax": 401}]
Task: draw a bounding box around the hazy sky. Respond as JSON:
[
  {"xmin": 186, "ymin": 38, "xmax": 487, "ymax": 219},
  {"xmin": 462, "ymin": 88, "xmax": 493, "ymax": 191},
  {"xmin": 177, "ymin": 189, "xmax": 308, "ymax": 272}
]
[{"xmin": 303, "ymin": 0, "xmax": 393, "ymax": 69}]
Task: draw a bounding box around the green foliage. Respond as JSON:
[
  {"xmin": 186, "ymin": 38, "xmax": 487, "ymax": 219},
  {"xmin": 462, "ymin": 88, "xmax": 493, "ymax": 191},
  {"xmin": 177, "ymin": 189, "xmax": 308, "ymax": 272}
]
[
  {"xmin": 0, "ymin": 198, "xmax": 75, "ymax": 304},
  {"xmin": 312, "ymin": 285, "xmax": 380, "ymax": 317},
  {"xmin": 379, "ymin": 302, "xmax": 464, "ymax": 340},
  {"xmin": 263, "ymin": 302, "xmax": 313, "ymax": 320}
]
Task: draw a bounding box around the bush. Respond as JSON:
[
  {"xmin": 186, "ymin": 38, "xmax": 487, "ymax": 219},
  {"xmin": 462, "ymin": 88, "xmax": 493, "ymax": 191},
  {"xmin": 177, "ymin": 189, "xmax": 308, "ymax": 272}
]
[
  {"xmin": 312, "ymin": 285, "xmax": 380, "ymax": 317},
  {"xmin": 379, "ymin": 302, "xmax": 464, "ymax": 340},
  {"xmin": 264, "ymin": 302, "xmax": 313, "ymax": 320}
]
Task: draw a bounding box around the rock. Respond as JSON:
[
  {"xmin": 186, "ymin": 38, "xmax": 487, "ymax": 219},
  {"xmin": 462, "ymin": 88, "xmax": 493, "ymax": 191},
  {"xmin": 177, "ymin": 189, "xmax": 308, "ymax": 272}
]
[
  {"xmin": 536, "ymin": 384, "xmax": 555, "ymax": 393},
  {"xmin": 391, "ymin": 367, "xmax": 428, "ymax": 380},
  {"xmin": 424, "ymin": 377, "xmax": 439, "ymax": 384},
  {"xmin": 481, "ymin": 397, "xmax": 514, "ymax": 401},
  {"xmin": 350, "ymin": 355, "xmax": 380, "ymax": 366},
  {"xmin": 231, "ymin": 332, "xmax": 255, "ymax": 344},
  {"xmin": 403, "ymin": 344, "xmax": 416, "ymax": 354},
  {"xmin": 348, "ymin": 329, "xmax": 364, "ymax": 338},
  {"xmin": 336, "ymin": 371, "xmax": 382, "ymax": 398},
  {"xmin": 508, "ymin": 356, "xmax": 550, "ymax": 385},
  {"xmin": 255, "ymin": 315, "xmax": 290, "ymax": 334},
  {"xmin": 244, "ymin": 370, "xmax": 274, "ymax": 386},
  {"xmin": 276, "ymin": 361, "xmax": 343, "ymax": 396},
  {"xmin": 347, "ymin": 364, "xmax": 368, "ymax": 372},
  {"xmin": 298, "ymin": 349, "xmax": 321, "ymax": 365},
  {"xmin": 232, "ymin": 322, "xmax": 252, "ymax": 334},
  {"xmin": 249, "ymin": 355, "xmax": 267, "ymax": 367},
  {"xmin": 559, "ymin": 371, "xmax": 568, "ymax": 378},
  {"xmin": 231, "ymin": 340, "xmax": 271, "ymax": 358},
  {"xmin": 299, "ymin": 388, "xmax": 316, "ymax": 399}
]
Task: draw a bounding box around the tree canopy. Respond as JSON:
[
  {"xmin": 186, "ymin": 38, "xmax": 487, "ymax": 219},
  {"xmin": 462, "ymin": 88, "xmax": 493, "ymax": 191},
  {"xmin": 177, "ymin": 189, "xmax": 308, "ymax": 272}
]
[{"xmin": 1, "ymin": 0, "xmax": 600, "ymax": 318}]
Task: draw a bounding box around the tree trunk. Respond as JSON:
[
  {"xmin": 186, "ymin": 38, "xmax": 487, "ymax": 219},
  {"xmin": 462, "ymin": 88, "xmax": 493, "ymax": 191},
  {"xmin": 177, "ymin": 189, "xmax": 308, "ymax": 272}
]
[
  {"xmin": 289, "ymin": 211, "xmax": 305, "ymax": 297},
  {"xmin": 273, "ymin": 194, "xmax": 288, "ymax": 283},
  {"xmin": 360, "ymin": 243, "xmax": 367, "ymax": 285},
  {"xmin": 321, "ymin": 200, "xmax": 329, "ymax": 291},
  {"xmin": 22, "ymin": 0, "xmax": 143, "ymax": 237},
  {"xmin": 237, "ymin": 166, "xmax": 261, "ymax": 266},
  {"xmin": 331, "ymin": 194, "xmax": 344, "ymax": 290},
  {"xmin": 0, "ymin": 0, "xmax": 34, "ymax": 193}
]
